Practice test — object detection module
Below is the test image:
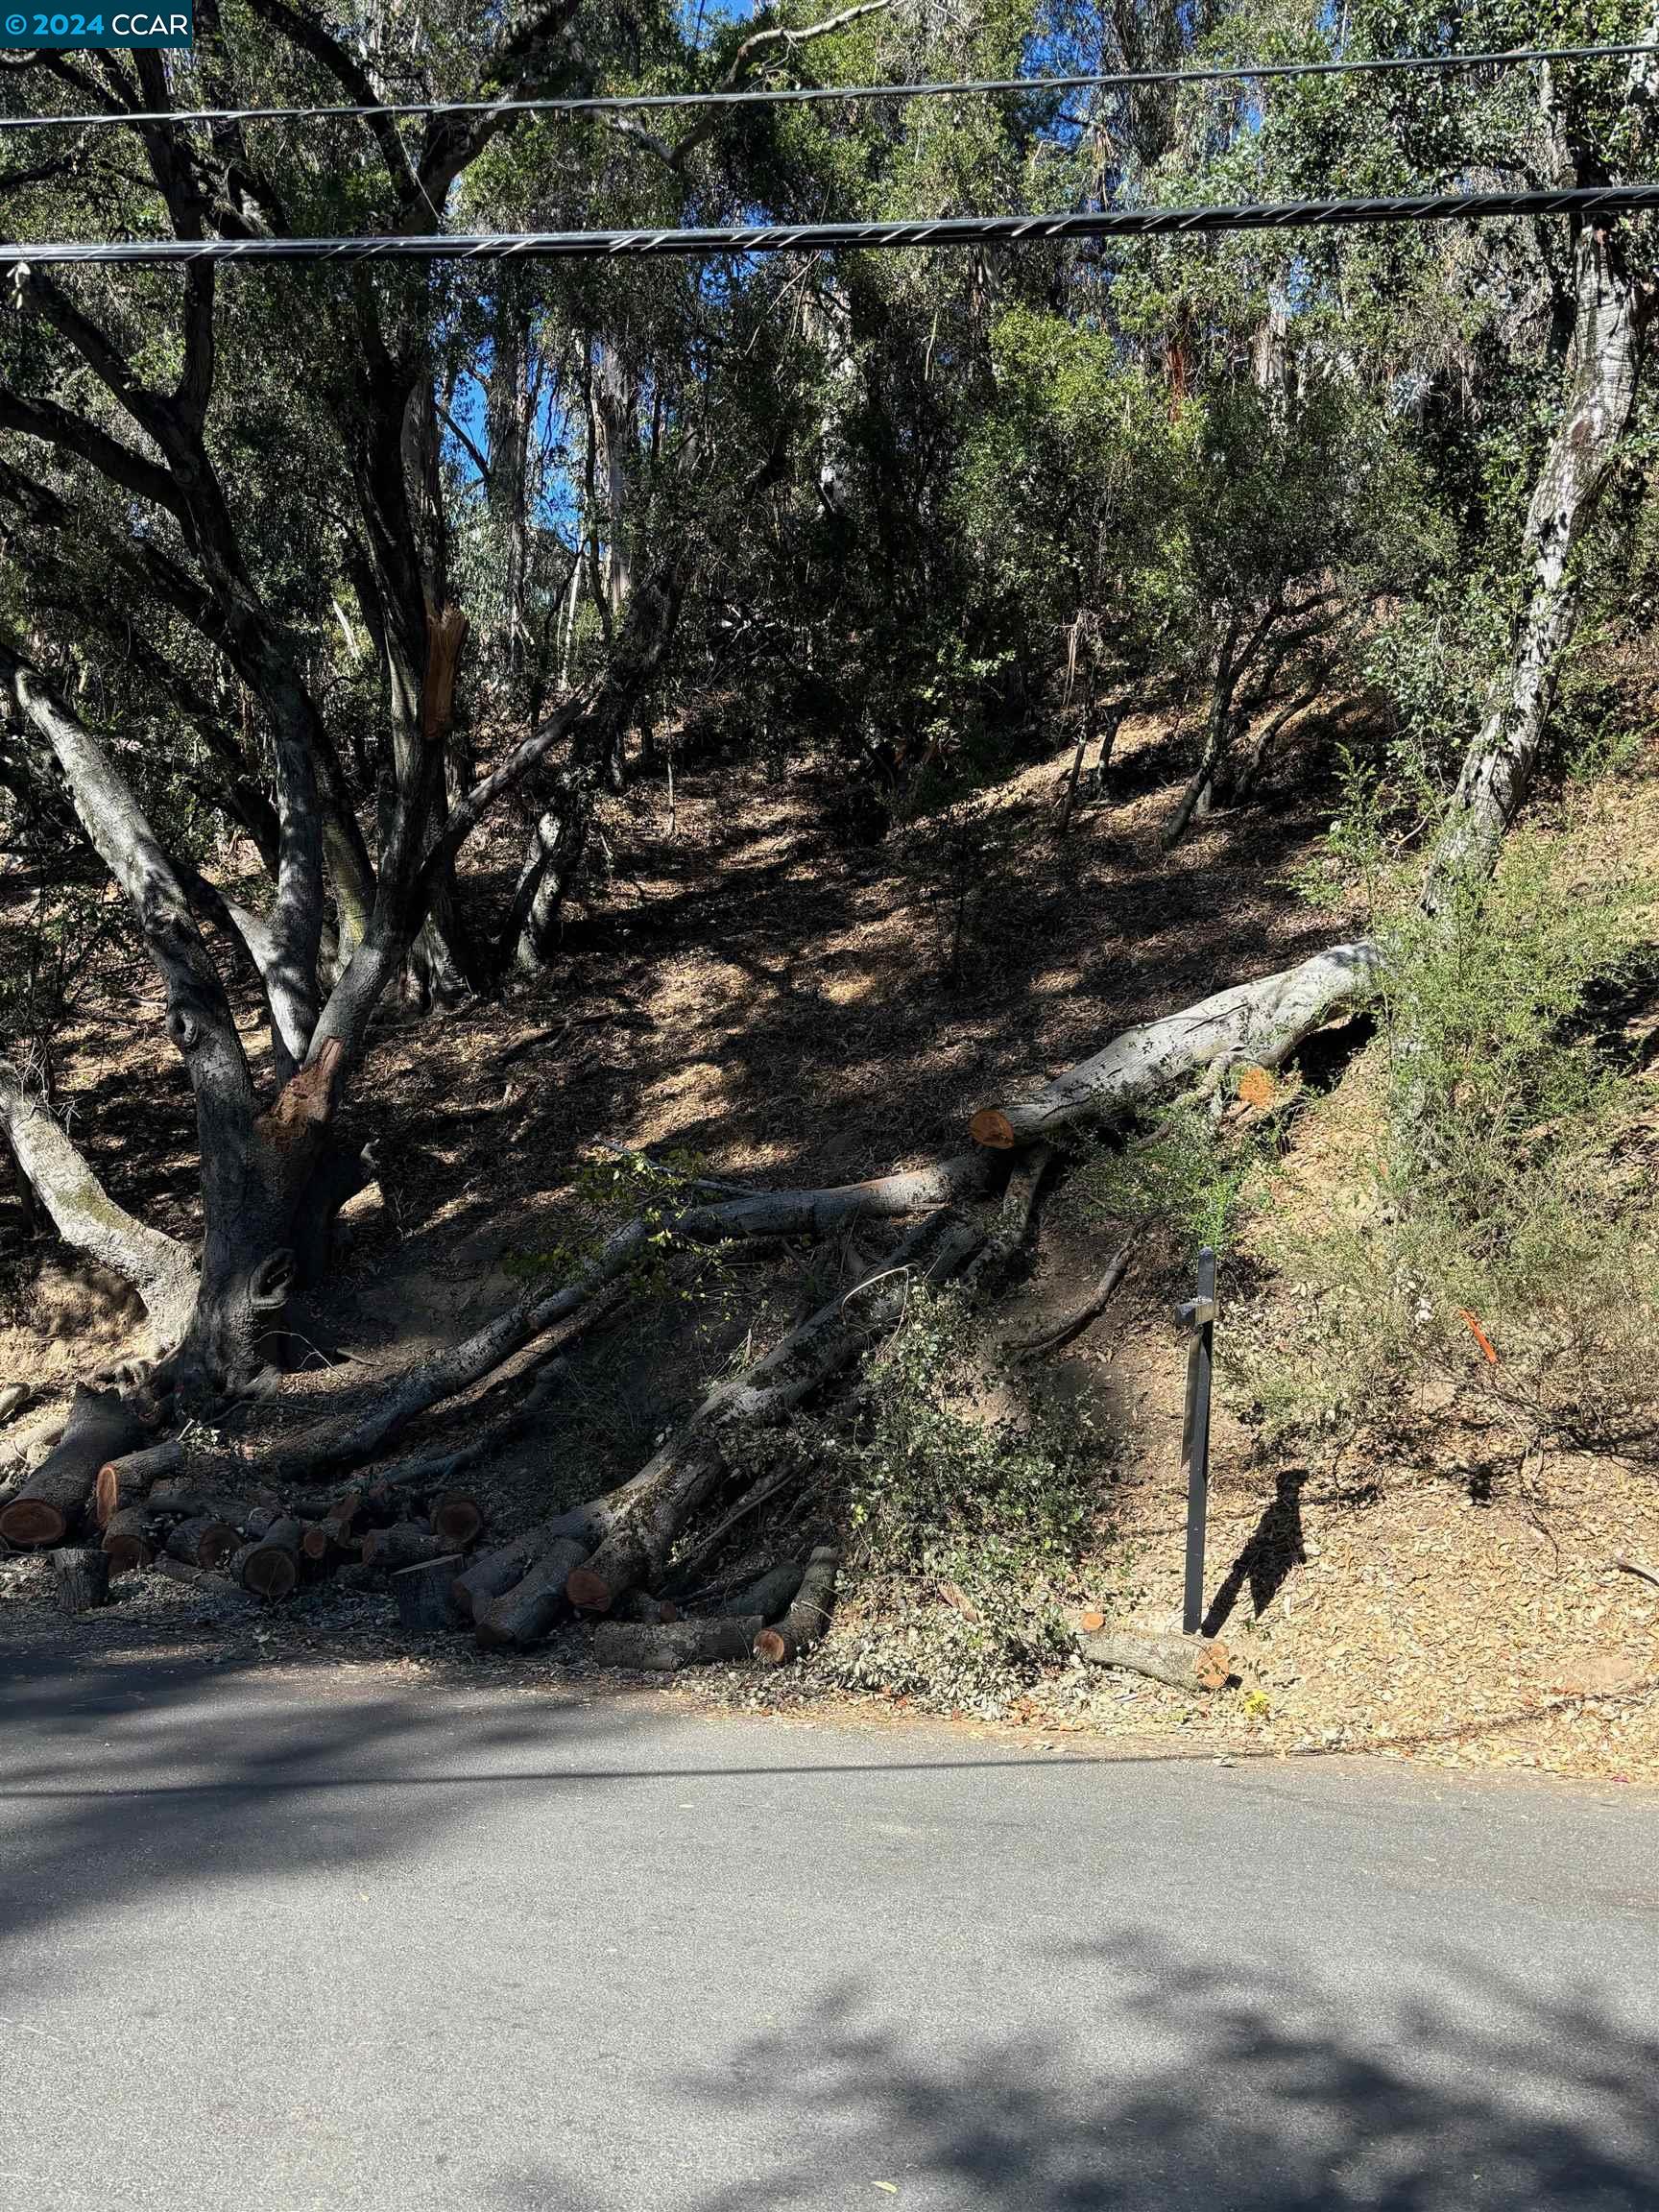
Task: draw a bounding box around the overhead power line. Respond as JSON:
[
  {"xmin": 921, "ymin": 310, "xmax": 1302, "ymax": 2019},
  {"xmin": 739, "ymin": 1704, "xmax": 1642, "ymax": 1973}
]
[
  {"xmin": 5, "ymin": 183, "xmax": 1659, "ymax": 267},
  {"xmin": 0, "ymin": 39, "xmax": 1654, "ymax": 136}
]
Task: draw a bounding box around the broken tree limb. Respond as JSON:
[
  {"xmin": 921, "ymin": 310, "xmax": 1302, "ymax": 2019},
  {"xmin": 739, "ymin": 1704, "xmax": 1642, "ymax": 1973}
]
[
  {"xmin": 754, "ymin": 1546, "xmax": 839, "ymax": 1666},
  {"xmin": 565, "ymin": 1216, "xmax": 980, "ymax": 1616},
  {"xmin": 266, "ymin": 1158, "xmax": 991, "ymax": 1483},
  {"xmin": 1013, "ymin": 1238, "xmax": 1137, "ymax": 1359},
  {"xmin": 0, "ymin": 1384, "xmax": 146, "ymax": 1548},
  {"xmin": 95, "ymin": 1438, "xmax": 185, "ymax": 1527},
  {"xmin": 1076, "ymin": 1626, "xmax": 1233, "ymax": 1693},
  {"xmin": 592, "ymin": 1614, "xmax": 763, "ymax": 1671},
  {"xmin": 962, "ymin": 1144, "xmax": 1052, "ymax": 1295},
  {"xmin": 969, "ymin": 942, "xmax": 1382, "ymax": 1151}
]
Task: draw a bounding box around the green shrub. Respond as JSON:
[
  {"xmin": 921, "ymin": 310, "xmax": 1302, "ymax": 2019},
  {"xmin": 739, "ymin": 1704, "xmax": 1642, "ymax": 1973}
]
[
  {"xmin": 1238, "ymin": 833, "xmax": 1659, "ymax": 1449},
  {"xmin": 771, "ymin": 1287, "xmax": 1106, "ymax": 1694}
]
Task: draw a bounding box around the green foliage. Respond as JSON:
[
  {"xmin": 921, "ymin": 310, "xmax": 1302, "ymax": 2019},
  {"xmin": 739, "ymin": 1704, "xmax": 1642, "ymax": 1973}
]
[
  {"xmin": 1239, "ymin": 835, "xmax": 1658, "ymax": 1447},
  {"xmin": 787, "ymin": 1287, "xmax": 1104, "ymax": 1686},
  {"xmin": 1077, "ymin": 1100, "xmax": 1278, "ymax": 1264}
]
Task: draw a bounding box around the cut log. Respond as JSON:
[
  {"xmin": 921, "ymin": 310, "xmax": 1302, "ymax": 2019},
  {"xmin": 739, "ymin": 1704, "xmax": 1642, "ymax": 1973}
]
[
  {"xmin": 0, "ymin": 1384, "xmax": 146, "ymax": 1548},
  {"xmin": 102, "ymin": 1507, "xmax": 155, "ymax": 1575},
  {"xmin": 592, "ymin": 1614, "xmax": 763, "ymax": 1672},
  {"xmin": 566, "ymin": 1215, "xmax": 979, "ymax": 1615},
  {"xmin": 391, "ymin": 1554, "xmax": 466, "ymax": 1634},
  {"xmin": 242, "ymin": 1517, "xmax": 302, "ymax": 1599},
  {"xmin": 360, "ymin": 1521, "xmax": 447, "ymax": 1573},
  {"xmin": 164, "ymin": 1515, "xmax": 239, "ymax": 1573},
  {"xmin": 725, "ymin": 1563, "xmax": 805, "ymax": 1622},
  {"xmin": 450, "ymin": 1529, "xmax": 541, "ymax": 1622},
  {"xmin": 52, "ymin": 1545, "xmax": 109, "ymax": 1614},
  {"xmin": 95, "ymin": 1437, "xmax": 185, "ymax": 1528},
  {"xmin": 474, "ymin": 1534, "xmax": 592, "ymax": 1650},
  {"xmin": 962, "ymin": 1144, "xmax": 1053, "ymax": 1294},
  {"xmin": 610, "ymin": 1587, "xmax": 682, "ymax": 1625},
  {"xmin": 147, "ymin": 1477, "xmax": 279, "ymax": 1525},
  {"xmin": 428, "ymin": 1489, "xmax": 484, "ymax": 1549},
  {"xmin": 0, "ymin": 1382, "xmax": 32, "ymax": 1423},
  {"xmin": 754, "ymin": 1546, "xmax": 839, "ymax": 1666},
  {"xmin": 1076, "ymin": 1626, "xmax": 1233, "ymax": 1694},
  {"xmin": 970, "ymin": 941, "xmax": 1381, "ymax": 1150},
  {"xmin": 151, "ymin": 1553, "xmax": 252, "ymax": 1603}
]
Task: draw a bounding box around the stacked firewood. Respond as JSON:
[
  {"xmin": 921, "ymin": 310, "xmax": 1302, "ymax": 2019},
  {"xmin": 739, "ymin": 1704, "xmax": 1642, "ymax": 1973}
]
[
  {"xmin": 4, "ymin": 1383, "xmax": 844, "ymax": 1672},
  {"xmin": 0, "ymin": 1383, "xmax": 488, "ymax": 1611}
]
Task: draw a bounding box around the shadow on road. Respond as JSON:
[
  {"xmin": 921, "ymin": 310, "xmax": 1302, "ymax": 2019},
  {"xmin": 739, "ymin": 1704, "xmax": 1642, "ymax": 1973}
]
[{"xmin": 490, "ymin": 1943, "xmax": 1659, "ymax": 2209}]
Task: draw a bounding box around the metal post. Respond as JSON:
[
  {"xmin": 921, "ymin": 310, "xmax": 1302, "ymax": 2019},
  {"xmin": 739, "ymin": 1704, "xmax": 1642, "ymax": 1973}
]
[{"xmin": 1175, "ymin": 1245, "xmax": 1216, "ymax": 1636}]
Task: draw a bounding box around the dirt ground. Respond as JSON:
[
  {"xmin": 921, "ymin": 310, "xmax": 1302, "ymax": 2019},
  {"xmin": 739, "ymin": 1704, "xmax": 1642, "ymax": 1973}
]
[{"xmin": 4, "ymin": 706, "xmax": 1658, "ymax": 1783}]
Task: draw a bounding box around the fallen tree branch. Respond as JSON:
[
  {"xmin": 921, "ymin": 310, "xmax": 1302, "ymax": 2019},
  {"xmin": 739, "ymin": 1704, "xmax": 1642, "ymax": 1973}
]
[
  {"xmin": 1012, "ymin": 1238, "xmax": 1137, "ymax": 1359},
  {"xmin": 969, "ymin": 942, "xmax": 1382, "ymax": 1151}
]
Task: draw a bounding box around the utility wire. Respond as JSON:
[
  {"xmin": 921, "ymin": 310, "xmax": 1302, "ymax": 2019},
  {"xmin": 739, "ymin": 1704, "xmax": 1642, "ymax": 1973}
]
[
  {"xmin": 5, "ymin": 183, "xmax": 1658, "ymax": 266},
  {"xmin": 0, "ymin": 39, "xmax": 1654, "ymax": 135}
]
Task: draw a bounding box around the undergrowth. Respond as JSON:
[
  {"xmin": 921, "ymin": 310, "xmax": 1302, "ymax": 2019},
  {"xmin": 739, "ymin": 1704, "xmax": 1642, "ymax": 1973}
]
[
  {"xmin": 1238, "ymin": 805, "xmax": 1659, "ymax": 1455},
  {"xmin": 740, "ymin": 1286, "xmax": 1110, "ymax": 1710}
]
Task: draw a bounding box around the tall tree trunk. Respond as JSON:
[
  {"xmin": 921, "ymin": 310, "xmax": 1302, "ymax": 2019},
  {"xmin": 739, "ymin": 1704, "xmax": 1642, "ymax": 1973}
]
[{"xmin": 1423, "ymin": 217, "xmax": 1647, "ymax": 905}]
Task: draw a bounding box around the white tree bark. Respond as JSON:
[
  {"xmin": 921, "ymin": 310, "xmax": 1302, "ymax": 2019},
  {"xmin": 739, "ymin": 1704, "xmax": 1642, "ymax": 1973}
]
[
  {"xmin": 970, "ymin": 941, "xmax": 1382, "ymax": 1148},
  {"xmin": 1424, "ymin": 214, "xmax": 1646, "ymax": 905},
  {"xmin": 0, "ymin": 1066, "xmax": 197, "ymax": 1350}
]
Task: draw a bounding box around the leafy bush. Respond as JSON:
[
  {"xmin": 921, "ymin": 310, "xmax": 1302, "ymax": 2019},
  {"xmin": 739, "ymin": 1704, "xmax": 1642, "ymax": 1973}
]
[
  {"xmin": 1238, "ymin": 831, "xmax": 1659, "ymax": 1450},
  {"xmin": 772, "ymin": 1287, "xmax": 1106, "ymax": 1696},
  {"xmin": 1074, "ymin": 1097, "xmax": 1279, "ymax": 1265}
]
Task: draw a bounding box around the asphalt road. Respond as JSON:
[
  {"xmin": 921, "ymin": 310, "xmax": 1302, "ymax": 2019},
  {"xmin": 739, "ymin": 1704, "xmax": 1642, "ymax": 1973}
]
[{"xmin": 1, "ymin": 1639, "xmax": 1655, "ymax": 2212}]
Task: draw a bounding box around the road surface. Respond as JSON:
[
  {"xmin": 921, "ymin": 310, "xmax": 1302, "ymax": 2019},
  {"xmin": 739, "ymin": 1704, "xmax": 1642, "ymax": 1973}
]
[{"xmin": 1, "ymin": 1638, "xmax": 1655, "ymax": 2210}]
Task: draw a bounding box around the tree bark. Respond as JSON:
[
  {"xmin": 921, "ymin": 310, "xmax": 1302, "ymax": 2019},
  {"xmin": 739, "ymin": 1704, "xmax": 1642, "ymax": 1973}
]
[
  {"xmin": 0, "ymin": 1065, "xmax": 197, "ymax": 1352},
  {"xmin": 242, "ymin": 1517, "xmax": 302, "ymax": 1599},
  {"xmin": 392, "ymin": 1553, "xmax": 466, "ymax": 1633},
  {"xmin": 1077, "ymin": 1626, "xmax": 1233, "ymax": 1693},
  {"xmin": 95, "ymin": 1439, "xmax": 185, "ymax": 1528},
  {"xmin": 0, "ymin": 1384, "xmax": 145, "ymax": 1548},
  {"xmin": 164, "ymin": 1515, "xmax": 240, "ymax": 1573},
  {"xmin": 754, "ymin": 1547, "xmax": 840, "ymax": 1666},
  {"xmin": 592, "ymin": 1615, "xmax": 762, "ymax": 1671},
  {"xmin": 474, "ymin": 1533, "xmax": 592, "ymax": 1649},
  {"xmin": 102, "ymin": 1508, "xmax": 156, "ymax": 1575},
  {"xmin": 970, "ymin": 942, "xmax": 1382, "ymax": 1150},
  {"xmin": 1424, "ymin": 216, "xmax": 1647, "ymax": 906},
  {"xmin": 52, "ymin": 1546, "xmax": 109, "ymax": 1614}
]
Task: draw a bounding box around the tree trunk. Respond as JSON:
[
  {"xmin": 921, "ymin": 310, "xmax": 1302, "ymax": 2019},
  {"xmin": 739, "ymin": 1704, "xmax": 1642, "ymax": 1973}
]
[
  {"xmin": 0, "ymin": 1065, "xmax": 197, "ymax": 1352},
  {"xmin": 970, "ymin": 941, "xmax": 1382, "ymax": 1150},
  {"xmin": 1424, "ymin": 217, "xmax": 1647, "ymax": 905},
  {"xmin": 0, "ymin": 1384, "xmax": 145, "ymax": 1548},
  {"xmin": 392, "ymin": 1553, "xmax": 466, "ymax": 1633},
  {"xmin": 360, "ymin": 1521, "xmax": 446, "ymax": 1572}
]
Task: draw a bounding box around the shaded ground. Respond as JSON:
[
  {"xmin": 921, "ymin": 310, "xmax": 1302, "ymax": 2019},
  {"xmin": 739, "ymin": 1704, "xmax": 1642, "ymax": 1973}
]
[{"xmin": 2, "ymin": 1641, "xmax": 1656, "ymax": 2210}]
